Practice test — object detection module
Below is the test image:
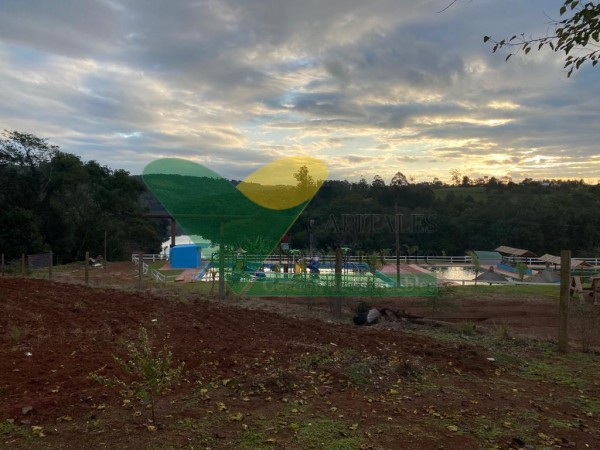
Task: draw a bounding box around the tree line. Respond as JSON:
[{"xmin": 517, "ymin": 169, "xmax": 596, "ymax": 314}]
[
  {"xmin": 2, "ymin": 130, "xmax": 599, "ymax": 262},
  {"xmin": 287, "ymin": 173, "xmax": 600, "ymax": 258},
  {"xmin": 0, "ymin": 130, "xmax": 162, "ymax": 263}
]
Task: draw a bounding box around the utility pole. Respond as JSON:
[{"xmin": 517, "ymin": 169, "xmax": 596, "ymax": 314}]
[{"xmin": 395, "ymin": 202, "xmax": 400, "ymax": 287}]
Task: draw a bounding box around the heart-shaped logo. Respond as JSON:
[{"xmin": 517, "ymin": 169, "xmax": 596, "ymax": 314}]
[
  {"xmin": 143, "ymin": 157, "xmax": 437, "ymax": 297},
  {"xmin": 143, "ymin": 156, "xmax": 328, "ymax": 294}
]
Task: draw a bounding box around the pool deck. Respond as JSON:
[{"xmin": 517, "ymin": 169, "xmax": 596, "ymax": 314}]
[{"xmin": 380, "ymin": 263, "xmax": 433, "ymax": 275}]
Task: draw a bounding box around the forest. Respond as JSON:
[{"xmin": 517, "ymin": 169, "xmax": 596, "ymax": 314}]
[
  {"xmin": 0, "ymin": 131, "xmax": 162, "ymax": 263},
  {"xmin": 288, "ymin": 175, "xmax": 600, "ymax": 258},
  {"xmin": 2, "ymin": 130, "xmax": 600, "ymax": 263}
]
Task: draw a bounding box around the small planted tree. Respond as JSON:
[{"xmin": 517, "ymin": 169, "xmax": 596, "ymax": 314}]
[
  {"xmin": 366, "ymin": 252, "xmax": 385, "ymax": 273},
  {"xmin": 516, "ymin": 262, "xmax": 528, "ymax": 281},
  {"xmin": 467, "ymin": 251, "xmax": 481, "ymax": 286},
  {"xmin": 90, "ymin": 326, "xmax": 184, "ymax": 426}
]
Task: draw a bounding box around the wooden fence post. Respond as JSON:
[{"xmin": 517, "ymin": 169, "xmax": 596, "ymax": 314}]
[
  {"xmin": 85, "ymin": 251, "xmax": 90, "ymax": 285},
  {"xmin": 21, "ymin": 253, "xmax": 25, "ymax": 276},
  {"xmin": 558, "ymin": 250, "xmax": 571, "ymax": 354},
  {"xmin": 104, "ymin": 230, "xmax": 107, "ymax": 273},
  {"xmin": 333, "ymin": 247, "xmax": 342, "ymax": 319},
  {"xmin": 138, "ymin": 252, "xmax": 144, "ymax": 289},
  {"xmin": 48, "ymin": 251, "xmax": 53, "ymax": 281},
  {"xmin": 1, "ymin": 253, "xmax": 4, "ymax": 276}
]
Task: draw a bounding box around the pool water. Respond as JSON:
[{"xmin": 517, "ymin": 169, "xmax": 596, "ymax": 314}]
[{"xmin": 427, "ymin": 266, "xmax": 478, "ymax": 281}]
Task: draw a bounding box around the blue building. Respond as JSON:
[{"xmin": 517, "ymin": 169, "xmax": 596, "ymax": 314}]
[{"xmin": 170, "ymin": 243, "xmax": 208, "ymax": 269}]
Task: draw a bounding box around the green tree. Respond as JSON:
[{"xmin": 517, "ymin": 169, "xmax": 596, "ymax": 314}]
[
  {"xmin": 483, "ymin": 0, "xmax": 600, "ymax": 76},
  {"xmin": 0, "ymin": 130, "xmax": 57, "ymax": 174},
  {"xmin": 0, "ymin": 130, "xmax": 161, "ymax": 262},
  {"xmin": 467, "ymin": 251, "xmax": 481, "ymax": 286},
  {"xmin": 516, "ymin": 262, "xmax": 529, "ymax": 281},
  {"xmin": 371, "ymin": 174, "xmax": 386, "ymax": 188},
  {"xmin": 390, "ymin": 171, "xmax": 409, "ymax": 186},
  {"xmin": 450, "ymin": 169, "xmax": 462, "ymax": 186},
  {"xmin": 294, "ymin": 165, "xmax": 315, "ymax": 192}
]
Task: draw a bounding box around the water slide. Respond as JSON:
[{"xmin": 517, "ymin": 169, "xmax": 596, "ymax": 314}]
[
  {"xmin": 373, "ymin": 270, "xmax": 397, "ymax": 287},
  {"xmin": 193, "ymin": 261, "xmax": 212, "ymax": 281}
]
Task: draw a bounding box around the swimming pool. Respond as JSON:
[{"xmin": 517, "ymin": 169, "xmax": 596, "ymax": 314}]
[{"xmin": 427, "ymin": 266, "xmax": 478, "ymax": 282}]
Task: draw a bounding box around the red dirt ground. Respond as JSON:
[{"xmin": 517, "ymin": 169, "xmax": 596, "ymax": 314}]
[{"xmin": 1, "ymin": 276, "xmax": 599, "ymax": 449}]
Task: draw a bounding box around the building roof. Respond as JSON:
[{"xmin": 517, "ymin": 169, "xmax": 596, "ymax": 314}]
[
  {"xmin": 472, "ymin": 251, "xmax": 502, "ymax": 262},
  {"xmin": 475, "ymin": 269, "xmax": 509, "ymax": 282},
  {"xmin": 538, "ymin": 254, "xmax": 592, "ymax": 268},
  {"xmin": 173, "ymin": 243, "xmax": 210, "ymax": 249},
  {"xmin": 495, "ymin": 246, "xmax": 537, "ymax": 257},
  {"xmin": 528, "ymin": 268, "xmax": 561, "ymax": 283}
]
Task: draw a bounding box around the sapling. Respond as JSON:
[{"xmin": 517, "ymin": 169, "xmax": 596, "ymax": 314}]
[{"xmin": 90, "ymin": 326, "xmax": 184, "ymax": 426}]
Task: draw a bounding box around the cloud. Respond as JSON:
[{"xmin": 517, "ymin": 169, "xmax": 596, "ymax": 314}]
[{"xmin": 0, "ymin": 0, "xmax": 597, "ymax": 183}]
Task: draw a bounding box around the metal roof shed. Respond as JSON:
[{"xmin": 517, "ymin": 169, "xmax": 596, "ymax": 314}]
[
  {"xmin": 495, "ymin": 246, "xmax": 537, "ymax": 257},
  {"xmin": 538, "ymin": 254, "xmax": 592, "ymax": 268}
]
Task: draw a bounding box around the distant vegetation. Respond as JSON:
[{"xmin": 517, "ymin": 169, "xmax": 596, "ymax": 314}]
[
  {"xmin": 3, "ymin": 130, "xmax": 599, "ymax": 262},
  {"xmin": 286, "ymin": 173, "xmax": 600, "ymax": 257},
  {"xmin": 0, "ymin": 130, "xmax": 162, "ymax": 262}
]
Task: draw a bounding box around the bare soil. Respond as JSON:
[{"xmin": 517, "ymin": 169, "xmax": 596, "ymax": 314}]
[{"xmin": 1, "ymin": 273, "xmax": 599, "ymax": 449}]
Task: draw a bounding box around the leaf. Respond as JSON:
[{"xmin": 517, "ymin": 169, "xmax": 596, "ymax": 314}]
[
  {"xmin": 228, "ymin": 412, "xmax": 244, "ymax": 422},
  {"xmin": 560, "ymin": 5, "xmax": 567, "ymax": 15},
  {"xmin": 483, "ymin": 36, "xmax": 490, "ymax": 43},
  {"xmin": 505, "ymin": 54, "xmax": 513, "ymax": 62}
]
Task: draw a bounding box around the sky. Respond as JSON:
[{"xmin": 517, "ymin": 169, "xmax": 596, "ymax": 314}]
[{"xmin": 0, "ymin": 0, "xmax": 598, "ymax": 184}]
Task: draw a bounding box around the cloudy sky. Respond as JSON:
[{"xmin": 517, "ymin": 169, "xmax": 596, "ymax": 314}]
[{"xmin": 0, "ymin": 0, "xmax": 598, "ymax": 183}]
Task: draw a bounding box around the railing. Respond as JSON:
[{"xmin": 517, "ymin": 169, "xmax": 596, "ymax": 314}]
[
  {"xmin": 238, "ymin": 254, "xmax": 472, "ymax": 265},
  {"xmin": 441, "ymin": 278, "xmax": 561, "ymax": 286},
  {"xmin": 504, "ymin": 256, "xmax": 600, "ymax": 266},
  {"xmin": 136, "ymin": 251, "xmax": 600, "ymax": 266},
  {"xmin": 132, "ymin": 253, "xmax": 167, "ymax": 262},
  {"xmin": 131, "ymin": 254, "xmax": 149, "ymax": 275},
  {"xmin": 132, "ymin": 254, "xmax": 180, "ymax": 282}
]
